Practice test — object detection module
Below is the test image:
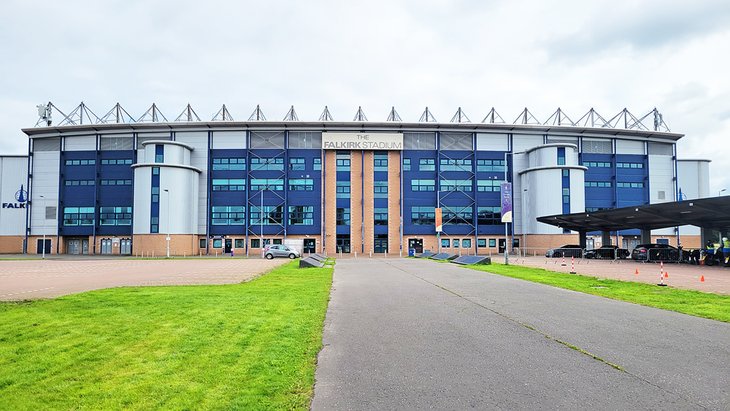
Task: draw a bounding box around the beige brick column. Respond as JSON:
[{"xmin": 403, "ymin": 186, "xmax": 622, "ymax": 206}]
[
  {"xmin": 388, "ymin": 151, "xmax": 402, "ymax": 254},
  {"xmin": 323, "ymin": 150, "xmax": 337, "ymax": 255},
  {"xmin": 350, "ymin": 151, "xmax": 363, "ymax": 254},
  {"xmin": 362, "ymin": 151, "xmax": 375, "ymax": 255}
]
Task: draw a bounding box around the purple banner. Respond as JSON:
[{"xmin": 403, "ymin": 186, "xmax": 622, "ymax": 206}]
[{"xmin": 501, "ymin": 182, "xmax": 513, "ymax": 223}]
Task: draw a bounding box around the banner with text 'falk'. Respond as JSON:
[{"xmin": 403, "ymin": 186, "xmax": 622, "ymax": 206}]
[{"xmin": 500, "ymin": 182, "xmax": 512, "ymax": 223}]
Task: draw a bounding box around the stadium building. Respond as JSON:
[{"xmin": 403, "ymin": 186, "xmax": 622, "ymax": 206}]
[{"xmin": 0, "ymin": 103, "xmax": 711, "ymax": 256}]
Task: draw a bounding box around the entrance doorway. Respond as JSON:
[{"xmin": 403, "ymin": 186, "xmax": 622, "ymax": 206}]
[
  {"xmin": 303, "ymin": 238, "xmax": 316, "ymax": 253},
  {"xmin": 36, "ymin": 238, "xmax": 51, "ymax": 254},
  {"xmin": 67, "ymin": 238, "xmax": 89, "ymax": 255},
  {"xmin": 498, "ymin": 239, "xmax": 506, "ymax": 253},
  {"xmin": 224, "ymin": 239, "xmax": 232, "ymax": 254},
  {"xmin": 101, "ymin": 239, "xmax": 112, "ymax": 254},
  {"xmin": 336, "ymin": 235, "xmax": 350, "ymax": 253},
  {"xmin": 408, "ymin": 238, "xmax": 424, "ymax": 253},
  {"xmin": 120, "ymin": 238, "xmax": 132, "ymax": 255}
]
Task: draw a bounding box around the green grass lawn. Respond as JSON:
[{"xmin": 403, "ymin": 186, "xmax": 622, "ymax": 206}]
[
  {"xmin": 467, "ymin": 263, "xmax": 730, "ymax": 323},
  {"xmin": 0, "ymin": 261, "xmax": 333, "ymax": 410}
]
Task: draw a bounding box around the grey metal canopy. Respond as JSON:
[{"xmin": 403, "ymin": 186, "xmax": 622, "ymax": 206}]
[{"xmin": 537, "ymin": 197, "xmax": 730, "ymax": 233}]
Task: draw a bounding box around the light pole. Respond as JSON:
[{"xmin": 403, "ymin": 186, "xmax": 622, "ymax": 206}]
[
  {"xmin": 503, "ymin": 152, "xmax": 513, "ymax": 265},
  {"xmin": 164, "ymin": 189, "xmax": 170, "ymax": 258},
  {"xmin": 39, "ymin": 195, "xmax": 46, "ymax": 259},
  {"xmin": 719, "ymin": 188, "xmax": 727, "ymax": 197}
]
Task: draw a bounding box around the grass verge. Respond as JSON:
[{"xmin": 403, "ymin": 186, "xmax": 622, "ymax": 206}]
[
  {"xmin": 0, "ymin": 261, "xmax": 333, "ymax": 410},
  {"xmin": 467, "ymin": 263, "xmax": 730, "ymax": 323}
]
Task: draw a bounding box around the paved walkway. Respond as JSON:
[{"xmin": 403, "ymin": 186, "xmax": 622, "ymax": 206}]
[
  {"xmin": 0, "ymin": 258, "xmax": 286, "ymax": 300},
  {"xmin": 313, "ymin": 258, "xmax": 730, "ymax": 410}
]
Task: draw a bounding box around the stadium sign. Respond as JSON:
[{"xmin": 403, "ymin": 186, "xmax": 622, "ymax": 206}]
[
  {"xmin": 2, "ymin": 185, "xmax": 28, "ymax": 209},
  {"xmin": 322, "ymin": 133, "xmax": 403, "ymax": 150}
]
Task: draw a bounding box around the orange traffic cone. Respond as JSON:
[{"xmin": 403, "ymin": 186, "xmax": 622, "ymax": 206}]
[
  {"xmin": 634, "ymin": 268, "xmax": 639, "ymax": 275},
  {"xmin": 700, "ymin": 275, "xmax": 705, "ymax": 283},
  {"xmin": 664, "ymin": 272, "xmax": 669, "ymax": 279}
]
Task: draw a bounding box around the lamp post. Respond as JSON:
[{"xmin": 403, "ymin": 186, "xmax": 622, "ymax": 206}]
[
  {"xmin": 39, "ymin": 195, "xmax": 46, "ymax": 259},
  {"xmin": 503, "ymin": 152, "xmax": 513, "ymax": 265},
  {"xmin": 164, "ymin": 189, "xmax": 170, "ymax": 258},
  {"xmin": 720, "ymin": 188, "xmax": 727, "ymax": 197}
]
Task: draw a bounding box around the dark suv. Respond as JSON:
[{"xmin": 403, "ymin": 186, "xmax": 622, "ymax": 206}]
[
  {"xmin": 631, "ymin": 244, "xmax": 679, "ymax": 262},
  {"xmin": 584, "ymin": 245, "xmax": 630, "ymax": 260},
  {"xmin": 545, "ymin": 245, "xmax": 583, "ymax": 258}
]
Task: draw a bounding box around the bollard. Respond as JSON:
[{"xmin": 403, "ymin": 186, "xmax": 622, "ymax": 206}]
[
  {"xmin": 657, "ymin": 261, "xmax": 667, "ymax": 286},
  {"xmin": 570, "ymin": 256, "xmax": 576, "ymax": 274}
]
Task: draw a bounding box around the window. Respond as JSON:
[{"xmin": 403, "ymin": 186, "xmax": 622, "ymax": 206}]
[
  {"xmin": 477, "ymin": 238, "xmax": 487, "ymax": 248},
  {"xmin": 443, "ymin": 206, "xmax": 472, "ymax": 225},
  {"xmin": 289, "ymin": 179, "xmax": 314, "ymax": 191},
  {"xmin": 151, "ymin": 187, "xmax": 159, "ymax": 203},
  {"xmin": 374, "ymin": 153, "xmax": 388, "ymax": 171},
  {"xmin": 250, "ymin": 157, "xmax": 284, "ymax": 171},
  {"xmin": 562, "ymin": 169, "xmax": 570, "ymax": 177},
  {"xmin": 452, "ymin": 239, "xmax": 460, "ymax": 248},
  {"xmin": 288, "ymin": 205, "xmax": 314, "ymax": 225},
  {"xmin": 583, "ymin": 161, "xmax": 611, "ymax": 168},
  {"xmin": 212, "ymin": 158, "xmax": 246, "ymax": 170},
  {"xmin": 313, "ymin": 158, "xmax": 321, "ymax": 171},
  {"xmin": 213, "ymin": 239, "xmax": 222, "ymax": 248},
  {"xmin": 100, "ymin": 179, "xmax": 132, "ymax": 186},
  {"xmin": 336, "ymin": 208, "xmax": 350, "ymax": 226},
  {"xmin": 212, "ymin": 179, "xmax": 246, "ymax": 191},
  {"xmin": 336, "ymin": 182, "xmax": 351, "ymax": 198},
  {"xmin": 440, "ymin": 180, "xmax": 472, "ymax": 192},
  {"xmin": 336, "ymin": 153, "xmax": 350, "ymax": 171},
  {"xmin": 211, "ymin": 206, "xmax": 245, "ymax": 225},
  {"xmin": 441, "ymin": 239, "xmax": 450, "ymax": 248},
  {"xmin": 251, "ymin": 238, "xmax": 261, "ymax": 248},
  {"xmin": 150, "ymin": 217, "xmax": 158, "ymax": 233},
  {"xmin": 374, "ymin": 208, "xmax": 388, "ymax": 225},
  {"xmin": 557, "ymin": 147, "xmax": 566, "ymax": 165},
  {"xmin": 440, "ymin": 158, "xmax": 472, "ymax": 172},
  {"xmin": 199, "ymin": 239, "xmax": 206, "ymax": 248},
  {"xmin": 155, "ymin": 144, "xmax": 164, "ymax": 163},
  {"xmin": 411, "ymin": 179, "xmax": 435, "ymax": 192},
  {"xmin": 65, "ymin": 180, "xmax": 95, "ymax": 186},
  {"xmin": 249, "ymin": 205, "xmax": 283, "ymax": 225},
  {"xmin": 234, "ymin": 239, "xmax": 245, "ymax": 248},
  {"xmin": 250, "ymin": 178, "xmax": 284, "ymax": 191},
  {"xmin": 289, "ymin": 158, "xmax": 305, "ymax": 171},
  {"xmin": 563, "ymin": 188, "xmax": 570, "ymax": 204},
  {"xmin": 477, "ymin": 180, "xmax": 500, "ymax": 192},
  {"xmin": 411, "ymin": 206, "xmax": 435, "ymax": 225},
  {"xmin": 64, "ymin": 159, "xmax": 96, "ymax": 166},
  {"xmin": 477, "ymin": 207, "xmax": 500, "ymax": 225},
  {"xmin": 585, "ymin": 181, "xmax": 612, "ymax": 188},
  {"xmin": 403, "ymin": 158, "xmax": 411, "ymax": 171},
  {"xmin": 374, "ymin": 181, "xmax": 388, "ymax": 198},
  {"xmin": 617, "ymin": 182, "xmax": 645, "ymax": 188},
  {"xmin": 419, "ymin": 158, "xmax": 435, "ymax": 171},
  {"xmin": 617, "ymin": 162, "xmax": 644, "ymax": 169},
  {"xmin": 99, "ymin": 206, "xmax": 132, "ymax": 226},
  {"xmin": 462, "ymin": 239, "xmax": 472, "ymax": 248},
  {"xmin": 101, "ymin": 159, "xmax": 133, "ymax": 165},
  {"xmin": 476, "ymin": 159, "xmax": 505, "ymax": 172},
  {"xmin": 63, "ymin": 207, "xmax": 95, "ymax": 226},
  {"xmin": 489, "ymin": 239, "xmax": 496, "ymax": 247}
]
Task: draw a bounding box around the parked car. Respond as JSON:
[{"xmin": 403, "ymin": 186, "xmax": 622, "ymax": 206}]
[
  {"xmin": 545, "ymin": 245, "xmax": 583, "ymax": 258},
  {"xmin": 584, "ymin": 245, "xmax": 630, "ymax": 260},
  {"xmin": 264, "ymin": 244, "xmax": 300, "ymax": 259},
  {"xmin": 631, "ymin": 244, "xmax": 679, "ymax": 262}
]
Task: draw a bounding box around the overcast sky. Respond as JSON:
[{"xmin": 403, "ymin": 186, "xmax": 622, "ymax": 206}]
[{"xmin": 1, "ymin": 0, "xmax": 728, "ymax": 193}]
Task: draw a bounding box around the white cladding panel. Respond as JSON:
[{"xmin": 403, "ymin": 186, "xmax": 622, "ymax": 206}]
[
  {"xmin": 30, "ymin": 151, "xmax": 60, "ymax": 235},
  {"xmin": 521, "ymin": 168, "xmax": 564, "ymax": 234},
  {"xmin": 616, "ymin": 140, "xmax": 645, "ymax": 155},
  {"xmin": 159, "ymin": 167, "xmax": 199, "ymax": 234},
  {"xmin": 476, "ymin": 133, "xmax": 509, "ymax": 151},
  {"xmin": 512, "ymin": 134, "xmax": 543, "ymax": 152},
  {"xmin": 569, "ymin": 170, "xmax": 586, "ymax": 213},
  {"xmin": 677, "ymin": 160, "xmax": 710, "ymax": 200},
  {"xmin": 648, "ymin": 154, "xmax": 675, "ymax": 204},
  {"xmin": 176, "ymin": 132, "xmax": 209, "ymax": 233},
  {"xmin": 0, "ymin": 157, "xmax": 29, "ymax": 235},
  {"xmin": 133, "ymin": 167, "xmax": 152, "ymax": 233},
  {"xmin": 64, "ymin": 135, "xmax": 96, "ymax": 151},
  {"xmin": 212, "ymin": 131, "xmax": 246, "ymax": 149}
]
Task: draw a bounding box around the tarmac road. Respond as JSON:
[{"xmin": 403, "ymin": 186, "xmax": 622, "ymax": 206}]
[{"xmin": 312, "ymin": 258, "xmax": 730, "ymax": 410}]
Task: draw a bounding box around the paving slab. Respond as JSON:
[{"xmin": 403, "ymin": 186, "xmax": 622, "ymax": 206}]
[{"xmin": 313, "ymin": 258, "xmax": 729, "ymax": 410}]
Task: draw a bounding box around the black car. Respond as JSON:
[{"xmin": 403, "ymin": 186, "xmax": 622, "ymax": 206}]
[
  {"xmin": 584, "ymin": 245, "xmax": 630, "ymax": 260},
  {"xmin": 631, "ymin": 244, "xmax": 679, "ymax": 262},
  {"xmin": 545, "ymin": 245, "xmax": 583, "ymax": 258}
]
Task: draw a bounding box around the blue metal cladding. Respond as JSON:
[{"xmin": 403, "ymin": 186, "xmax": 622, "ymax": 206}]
[
  {"xmin": 475, "ymin": 151, "xmax": 506, "ymax": 235},
  {"xmin": 97, "ymin": 150, "xmax": 134, "ymax": 235},
  {"xmin": 402, "ymin": 150, "xmax": 437, "ymax": 235},
  {"xmin": 615, "ymin": 154, "xmax": 648, "ymax": 207},
  {"xmin": 247, "ymin": 148, "xmax": 287, "ymax": 236},
  {"xmin": 209, "ymin": 149, "xmax": 247, "ymax": 235},
  {"xmin": 59, "ymin": 151, "xmax": 97, "ymax": 236},
  {"xmin": 373, "ymin": 151, "xmax": 388, "ymax": 236},
  {"xmin": 438, "ymin": 149, "xmax": 474, "ymax": 236},
  {"xmin": 582, "ymin": 153, "xmax": 614, "ymax": 210},
  {"xmin": 286, "ymin": 148, "xmax": 322, "ymax": 235}
]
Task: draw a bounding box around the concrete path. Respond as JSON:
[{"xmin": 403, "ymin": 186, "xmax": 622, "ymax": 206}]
[{"xmin": 312, "ymin": 258, "xmax": 730, "ymax": 410}]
